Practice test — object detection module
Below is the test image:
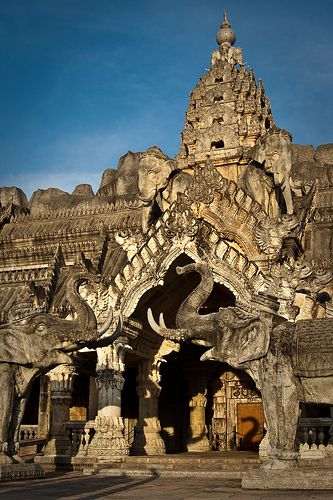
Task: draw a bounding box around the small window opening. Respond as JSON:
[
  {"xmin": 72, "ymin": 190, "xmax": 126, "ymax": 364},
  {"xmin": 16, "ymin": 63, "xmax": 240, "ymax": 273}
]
[
  {"xmin": 215, "ymin": 77, "xmax": 223, "ymax": 83},
  {"xmin": 211, "ymin": 140, "xmax": 225, "ymax": 149},
  {"xmin": 213, "ymin": 95, "xmax": 224, "ymax": 103},
  {"xmin": 265, "ymin": 118, "xmax": 270, "ymax": 129}
]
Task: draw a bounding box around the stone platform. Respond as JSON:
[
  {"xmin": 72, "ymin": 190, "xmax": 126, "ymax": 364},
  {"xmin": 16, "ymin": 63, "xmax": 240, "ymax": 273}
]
[
  {"xmin": 0, "ymin": 463, "xmax": 45, "ymax": 482},
  {"xmin": 89, "ymin": 451, "xmax": 260, "ymax": 479},
  {"xmin": 242, "ymin": 468, "xmax": 333, "ymax": 490}
]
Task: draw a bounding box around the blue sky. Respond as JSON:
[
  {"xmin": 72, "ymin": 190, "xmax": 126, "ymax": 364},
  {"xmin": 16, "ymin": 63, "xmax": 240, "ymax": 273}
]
[{"xmin": 0, "ymin": 0, "xmax": 332, "ymax": 200}]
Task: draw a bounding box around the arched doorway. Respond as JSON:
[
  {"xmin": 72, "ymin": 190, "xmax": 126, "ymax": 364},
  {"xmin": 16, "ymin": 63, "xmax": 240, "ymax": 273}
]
[{"xmin": 120, "ymin": 253, "xmax": 264, "ymax": 454}]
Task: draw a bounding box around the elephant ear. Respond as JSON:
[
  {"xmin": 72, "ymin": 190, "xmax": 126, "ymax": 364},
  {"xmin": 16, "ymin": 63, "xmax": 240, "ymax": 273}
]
[
  {"xmin": 237, "ymin": 321, "xmax": 270, "ymax": 364},
  {"xmin": 0, "ymin": 329, "xmax": 31, "ymax": 364}
]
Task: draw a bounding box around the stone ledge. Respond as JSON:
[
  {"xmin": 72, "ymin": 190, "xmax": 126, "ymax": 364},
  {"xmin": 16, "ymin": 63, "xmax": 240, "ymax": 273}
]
[
  {"xmin": 0, "ymin": 463, "xmax": 45, "ymax": 482},
  {"xmin": 242, "ymin": 469, "xmax": 333, "ymax": 490}
]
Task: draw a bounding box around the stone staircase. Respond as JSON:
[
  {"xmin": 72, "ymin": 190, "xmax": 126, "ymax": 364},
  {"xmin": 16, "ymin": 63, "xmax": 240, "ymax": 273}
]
[{"xmin": 90, "ymin": 451, "xmax": 260, "ymax": 478}]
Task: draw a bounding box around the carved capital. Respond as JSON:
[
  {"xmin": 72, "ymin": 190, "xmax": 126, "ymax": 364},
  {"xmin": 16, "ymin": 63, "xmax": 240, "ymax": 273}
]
[
  {"xmin": 96, "ymin": 369, "xmax": 125, "ymax": 392},
  {"xmin": 96, "ymin": 340, "xmax": 131, "ymax": 373},
  {"xmin": 47, "ymin": 364, "xmax": 77, "ymax": 395},
  {"xmin": 189, "ymin": 393, "xmax": 207, "ymax": 408}
]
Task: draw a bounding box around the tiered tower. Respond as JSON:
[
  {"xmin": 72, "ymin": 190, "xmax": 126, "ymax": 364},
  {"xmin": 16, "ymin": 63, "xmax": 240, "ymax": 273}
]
[{"xmin": 178, "ymin": 13, "xmax": 274, "ymax": 182}]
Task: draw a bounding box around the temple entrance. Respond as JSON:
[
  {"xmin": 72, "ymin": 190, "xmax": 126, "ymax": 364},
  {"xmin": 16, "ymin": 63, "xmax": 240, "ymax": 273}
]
[
  {"xmin": 122, "ymin": 253, "xmax": 264, "ymax": 455},
  {"xmin": 158, "ymin": 346, "xmax": 263, "ymax": 453}
]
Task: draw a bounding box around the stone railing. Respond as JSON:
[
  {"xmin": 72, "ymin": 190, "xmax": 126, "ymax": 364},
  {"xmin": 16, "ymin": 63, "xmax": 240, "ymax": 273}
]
[
  {"xmin": 298, "ymin": 418, "xmax": 333, "ymax": 459},
  {"xmin": 18, "ymin": 425, "xmax": 46, "ymax": 456},
  {"xmin": 64, "ymin": 420, "xmax": 96, "ymax": 457},
  {"xmin": 19, "ymin": 424, "xmax": 40, "ymax": 441}
]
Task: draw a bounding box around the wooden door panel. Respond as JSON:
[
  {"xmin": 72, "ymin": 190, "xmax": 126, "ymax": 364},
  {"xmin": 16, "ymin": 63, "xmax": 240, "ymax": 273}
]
[{"xmin": 237, "ymin": 402, "xmax": 264, "ymax": 451}]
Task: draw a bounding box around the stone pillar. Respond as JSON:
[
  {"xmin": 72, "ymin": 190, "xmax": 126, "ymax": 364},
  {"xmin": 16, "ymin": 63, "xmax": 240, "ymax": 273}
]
[
  {"xmin": 86, "ymin": 342, "xmax": 130, "ymax": 461},
  {"xmin": 132, "ymin": 357, "xmax": 166, "ymax": 455},
  {"xmin": 38, "ymin": 375, "xmax": 50, "ymax": 438},
  {"xmin": 43, "ymin": 364, "xmax": 77, "ymax": 457},
  {"xmin": 186, "ymin": 373, "xmax": 210, "ymax": 452},
  {"xmin": 211, "ymin": 376, "xmax": 227, "ymax": 451}
]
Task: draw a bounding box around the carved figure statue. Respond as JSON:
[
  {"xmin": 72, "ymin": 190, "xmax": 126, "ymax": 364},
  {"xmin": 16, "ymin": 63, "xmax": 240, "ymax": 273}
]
[
  {"xmin": 239, "ymin": 125, "xmax": 294, "ymax": 216},
  {"xmin": 148, "ymin": 263, "xmax": 333, "ymax": 469},
  {"xmin": 138, "ymin": 146, "xmax": 192, "ymax": 231},
  {"xmin": 290, "ymin": 159, "xmax": 333, "ymax": 196},
  {"xmin": 0, "ymin": 272, "xmax": 121, "ymax": 463}
]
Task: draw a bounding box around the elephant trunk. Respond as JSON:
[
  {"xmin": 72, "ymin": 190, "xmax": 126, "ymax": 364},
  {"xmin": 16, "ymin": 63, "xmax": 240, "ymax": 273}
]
[
  {"xmin": 175, "ymin": 263, "xmax": 215, "ymax": 329},
  {"xmin": 66, "ymin": 274, "xmax": 98, "ymax": 332}
]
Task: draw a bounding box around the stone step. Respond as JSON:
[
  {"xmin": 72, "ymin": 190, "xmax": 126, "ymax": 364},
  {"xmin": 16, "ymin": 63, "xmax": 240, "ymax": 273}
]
[
  {"xmin": 94, "ymin": 467, "xmax": 245, "ymax": 479},
  {"xmin": 92, "ymin": 452, "xmax": 261, "ymax": 478},
  {"xmin": 118, "ymin": 453, "xmax": 259, "ymax": 467},
  {"xmin": 108, "ymin": 461, "xmax": 259, "ymax": 471}
]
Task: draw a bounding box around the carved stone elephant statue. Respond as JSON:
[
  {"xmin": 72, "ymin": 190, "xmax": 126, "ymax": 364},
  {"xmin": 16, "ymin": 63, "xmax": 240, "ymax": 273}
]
[
  {"xmin": 148, "ymin": 262, "xmax": 333, "ymax": 468},
  {"xmin": 0, "ymin": 272, "xmax": 122, "ymax": 463},
  {"xmin": 239, "ymin": 125, "xmax": 294, "ymax": 217},
  {"xmin": 290, "ymin": 159, "xmax": 333, "ymax": 195},
  {"xmin": 138, "ymin": 146, "xmax": 192, "ymax": 231}
]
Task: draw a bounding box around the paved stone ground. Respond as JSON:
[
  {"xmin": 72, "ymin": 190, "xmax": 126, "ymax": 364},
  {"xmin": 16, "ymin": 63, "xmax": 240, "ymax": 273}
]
[{"xmin": 1, "ymin": 472, "xmax": 333, "ymax": 499}]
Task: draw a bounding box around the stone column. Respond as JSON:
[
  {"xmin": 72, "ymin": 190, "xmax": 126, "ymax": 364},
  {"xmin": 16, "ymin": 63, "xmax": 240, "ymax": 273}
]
[
  {"xmin": 43, "ymin": 364, "xmax": 77, "ymax": 457},
  {"xmin": 38, "ymin": 375, "xmax": 50, "ymax": 438},
  {"xmin": 132, "ymin": 357, "xmax": 166, "ymax": 455},
  {"xmin": 86, "ymin": 342, "xmax": 130, "ymax": 461},
  {"xmin": 186, "ymin": 373, "xmax": 210, "ymax": 452},
  {"xmin": 211, "ymin": 376, "xmax": 227, "ymax": 451}
]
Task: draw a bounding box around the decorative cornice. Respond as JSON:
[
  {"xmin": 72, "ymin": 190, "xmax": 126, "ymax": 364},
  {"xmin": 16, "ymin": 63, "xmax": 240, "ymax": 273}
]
[{"xmin": 10, "ymin": 198, "xmax": 142, "ymax": 224}]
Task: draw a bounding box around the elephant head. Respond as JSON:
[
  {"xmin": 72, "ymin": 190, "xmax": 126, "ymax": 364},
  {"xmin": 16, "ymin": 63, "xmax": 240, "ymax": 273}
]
[
  {"xmin": 148, "ymin": 263, "xmax": 272, "ymax": 367},
  {"xmin": 253, "ymin": 125, "xmax": 294, "ymax": 215},
  {"xmin": 0, "ymin": 271, "xmax": 122, "ymax": 368},
  {"xmin": 138, "ymin": 146, "xmax": 176, "ymax": 204}
]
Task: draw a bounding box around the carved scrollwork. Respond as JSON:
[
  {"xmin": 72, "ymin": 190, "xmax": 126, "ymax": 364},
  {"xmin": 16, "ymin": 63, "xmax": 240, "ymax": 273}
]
[
  {"xmin": 232, "ymin": 380, "xmax": 260, "ymax": 399},
  {"xmin": 185, "ymin": 158, "xmax": 226, "ymax": 208},
  {"xmin": 164, "ymin": 196, "xmax": 199, "ymax": 240}
]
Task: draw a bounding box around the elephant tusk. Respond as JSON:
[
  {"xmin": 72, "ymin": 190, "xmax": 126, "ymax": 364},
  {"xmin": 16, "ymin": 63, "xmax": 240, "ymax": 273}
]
[
  {"xmin": 147, "ymin": 307, "xmax": 162, "ymax": 334},
  {"xmin": 107, "ymin": 314, "xmax": 123, "ymax": 343},
  {"xmin": 98, "ymin": 306, "xmax": 114, "ymax": 335},
  {"xmin": 88, "ymin": 315, "xmax": 123, "ymax": 348},
  {"xmin": 200, "ymin": 349, "xmax": 214, "ymax": 361},
  {"xmin": 159, "ymin": 312, "xmax": 167, "ymax": 329}
]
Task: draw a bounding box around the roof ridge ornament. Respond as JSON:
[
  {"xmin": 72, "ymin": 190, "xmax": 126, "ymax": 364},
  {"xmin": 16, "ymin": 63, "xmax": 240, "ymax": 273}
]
[{"xmin": 216, "ymin": 11, "xmax": 236, "ymax": 48}]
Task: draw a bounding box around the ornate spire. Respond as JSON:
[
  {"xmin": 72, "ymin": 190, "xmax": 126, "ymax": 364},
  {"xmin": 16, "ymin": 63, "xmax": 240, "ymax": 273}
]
[{"xmin": 216, "ymin": 11, "xmax": 236, "ymax": 48}]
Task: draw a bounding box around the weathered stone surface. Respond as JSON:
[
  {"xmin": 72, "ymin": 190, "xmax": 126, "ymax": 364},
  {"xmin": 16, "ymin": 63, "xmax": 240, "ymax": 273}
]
[
  {"xmin": 98, "ymin": 151, "xmax": 140, "ymax": 199},
  {"xmin": 97, "ymin": 168, "xmax": 117, "ymax": 196},
  {"xmin": 0, "ymin": 187, "xmax": 28, "ymax": 209},
  {"xmin": 291, "ymin": 143, "xmax": 315, "ymax": 164},
  {"xmin": 242, "ymin": 469, "xmax": 333, "ymax": 490},
  {"xmin": 72, "ymin": 184, "xmax": 94, "ymax": 196},
  {"xmin": 315, "ymin": 143, "xmax": 333, "ymax": 165},
  {"xmin": 0, "ymin": 463, "xmax": 45, "ymax": 481}
]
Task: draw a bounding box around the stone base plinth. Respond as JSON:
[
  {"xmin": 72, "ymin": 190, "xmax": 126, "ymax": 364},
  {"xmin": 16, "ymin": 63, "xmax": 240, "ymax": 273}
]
[
  {"xmin": 132, "ymin": 431, "xmax": 165, "ymax": 456},
  {"xmin": 71, "ymin": 455, "xmax": 98, "ymax": 471},
  {"xmin": 0, "ymin": 463, "xmax": 45, "ymax": 482},
  {"xmin": 242, "ymin": 469, "xmax": 333, "ymax": 490},
  {"xmin": 35, "ymin": 454, "xmax": 99, "ymax": 472},
  {"xmin": 34, "ymin": 454, "xmax": 72, "ymax": 471},
  {"xmin": 187, "ymin": 436, "xmax": 210, "ymax": 453}
]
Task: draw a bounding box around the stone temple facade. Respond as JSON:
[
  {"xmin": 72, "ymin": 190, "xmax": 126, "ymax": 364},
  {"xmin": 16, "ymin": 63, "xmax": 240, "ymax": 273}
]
[{"xmin": 1, "ymin": 13, "xmax": 333, "ymax": 473}]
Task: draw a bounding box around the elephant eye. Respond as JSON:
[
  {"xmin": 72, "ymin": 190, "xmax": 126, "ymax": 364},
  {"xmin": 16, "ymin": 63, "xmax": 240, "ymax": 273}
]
[{"xmin": 36, "ymin": 323, "xmax": 47, "ymax": 332}]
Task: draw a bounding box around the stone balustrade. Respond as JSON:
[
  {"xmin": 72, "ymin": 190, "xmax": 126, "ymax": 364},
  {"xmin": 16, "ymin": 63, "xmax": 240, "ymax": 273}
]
[
  {"xmin": 298, "ymin": 417, "xmax": 333, "ymax": 459},
  {"xmin": 18, "ymin": 425, "xmax": 46, "ymax": 457},
  {"xmin": 64, "ymin": 420, "xmax": 96, "ymax": 457},
  {"xmin": 19, "ymin": 425, "xmax": 40, "ymax": 441}
]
